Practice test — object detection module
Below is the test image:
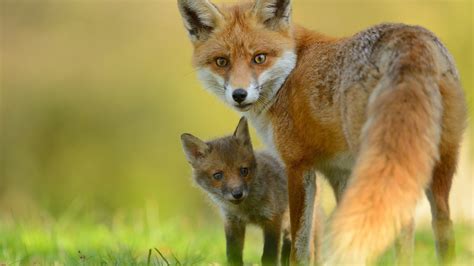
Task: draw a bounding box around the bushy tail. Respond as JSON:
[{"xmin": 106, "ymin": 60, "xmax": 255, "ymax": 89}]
[{"xmin": 326, "ymin": 67, "xmax": 443, "ymax": 263}]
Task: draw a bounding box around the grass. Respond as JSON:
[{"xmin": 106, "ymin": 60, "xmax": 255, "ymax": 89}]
[{"xmin": 1, "ymin": 205, "xmax": 473, "ymax": 265}]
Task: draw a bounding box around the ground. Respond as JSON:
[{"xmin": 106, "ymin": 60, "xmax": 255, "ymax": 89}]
[{"xmin": 1, "ymin": 207, "xmax": 473, "ymax": 265}]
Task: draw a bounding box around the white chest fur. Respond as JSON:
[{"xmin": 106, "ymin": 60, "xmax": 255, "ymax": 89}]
[{"xmin": 246, "ymin": 112, "xmax": 282, "ymax": 162}]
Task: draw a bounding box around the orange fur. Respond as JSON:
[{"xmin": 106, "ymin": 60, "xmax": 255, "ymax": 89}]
[{"xmin": 178, "ymin": 1, "xmax": 467, "ymax": 264}]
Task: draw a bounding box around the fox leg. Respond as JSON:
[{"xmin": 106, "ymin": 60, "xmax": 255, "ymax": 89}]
[
  {"xmin": 325, "ymin": 168, "xmax": 350, "ymax": 204},
  {"xmin": 224, "ymin": 217, "xmax": 246, "ymax": 266},
  {"xmin": 394, "ymin": 218, "xmax": 415, "ymax": 266},
  {"xmin": 262, "ymin": 215, "xmax": 282, "ymax": 265},
  {"xmin": 426, "ymin": 150, "xmax": 457, "ymax": 265},
  {"xmin": 311, "ymin": 196, "xmax": 325, "ymax": 265},
  {"xmin": 287, "ymin": 167, "xmax": 316, "ymax": 265},
  {"xmin": 281, "ymin": 229, "xmax": 291, "ymax": 266},
  {"xmin": 424, "ymin": 76, "xmax": 465, "ymax": 265}
]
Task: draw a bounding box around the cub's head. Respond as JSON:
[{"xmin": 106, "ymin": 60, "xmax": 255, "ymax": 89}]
[
  {"xmin": 177, "ymin": 0, "xmax": 296, "ymax": 112},
  {"xmin": 181, "ymin": 117, "xmax": 256, "ymax": 205}
]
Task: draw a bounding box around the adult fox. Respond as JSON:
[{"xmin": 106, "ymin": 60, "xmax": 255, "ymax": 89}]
[{"xmin": 177, "ymin": 0, "xmax": 467, "ymax": 264}]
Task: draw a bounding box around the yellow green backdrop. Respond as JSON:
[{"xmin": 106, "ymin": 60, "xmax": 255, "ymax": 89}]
[{"xmin": 1, "ymin": 0, "xmax": 472, "ymax": 264}]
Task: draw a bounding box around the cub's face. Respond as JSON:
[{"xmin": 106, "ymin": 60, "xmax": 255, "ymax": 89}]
[
  {"xmin": 191, "ymin": 137, "xmax": 256, "ymax": 204},
  {"xmin": 181, "ymin": 118, "xmax": 256, "ymax": 205},
  {"xmin": 178, "ymin": 0, "xmax": 296, "ymax": 112}
]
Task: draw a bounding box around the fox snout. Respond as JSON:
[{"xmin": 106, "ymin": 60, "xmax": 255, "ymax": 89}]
[
  {"xmin": 232, "ymin": 89, "xmax": 247, "ymax": 104},
  {"xmin": 225, "ymin": 84, "xmax": 260, "ymax": 110},
  {"xmin": 224, "ymin": 184, "xmax": 248, "ymax": 204}
]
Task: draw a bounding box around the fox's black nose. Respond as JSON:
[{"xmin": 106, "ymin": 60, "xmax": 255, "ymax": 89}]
[
  {"xmin": 231, "ymin": 188, "xmax": 244, "ymax": 199},
  {"xmin": 232, "ymin": 89, "xmax": 247, "ymax": 104}
]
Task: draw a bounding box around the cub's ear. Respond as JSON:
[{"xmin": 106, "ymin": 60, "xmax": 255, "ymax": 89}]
[
  {"xmin": 177, "ymin": 0, "xmax": 223, "ymax": 42},
  {"xmin": 253, "ymin": 0, "xmax": 292, "ymax": 31},
  {"xmin": 233, "ymin": 117, "xmax": 252, "ymax": 148},
  {"xmin": 181, "ymin": 133, "xmax": 211, "ymax": 164}
]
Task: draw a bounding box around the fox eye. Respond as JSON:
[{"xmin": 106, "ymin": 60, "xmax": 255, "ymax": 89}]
[
  {"xmin": 215, "ymin": 57, "xmax": 228, "ymax": 67},
  {"xmin": 213, "ymin": 171, "xmax": 224, "ymax": 180},
  {"xmin": 253, "ymin": 54, "xmax": 266, "ymax": 64},
  {"xmin": 240, "ymin": 167, "xmax": 249, "ymax": 177}
]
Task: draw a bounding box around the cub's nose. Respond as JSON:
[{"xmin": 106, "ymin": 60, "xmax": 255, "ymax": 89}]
[
  {"xmin": 231, "ymin": 188, "xmax": 244, "ymax": 200},
  {"xmin": 232, "ymin": 89, "xmax": 247, "ymax": 104}
]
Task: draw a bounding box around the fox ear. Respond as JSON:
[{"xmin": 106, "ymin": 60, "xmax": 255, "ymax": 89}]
[
  {"xmin": 181, "ymin": 133, "xmax": 211, "ymax": 164},
  {"xmin": 253, "ymin": 0, "xmax": 292, "ymax": 30},
  {"xmin": 177, "ymin": 0, "xmax": 223, "ymax": 42},
  {"xmin": 233, "ymin": 117, "xmax": 252, "ymax": 148}
]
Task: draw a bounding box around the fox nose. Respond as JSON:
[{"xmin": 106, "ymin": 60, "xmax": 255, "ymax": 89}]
[
  {"xmin": 232, "ymin": 89, "xmax": 247, "ymax": 104},
  {"xmin": 231, "ymin": 187, "xmax": 244, "ymax": 199}
]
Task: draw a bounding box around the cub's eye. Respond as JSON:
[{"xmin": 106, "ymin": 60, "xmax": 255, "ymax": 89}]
[
  {"xmin": 253, "ymin": 54, "xmax": 266, "ymax": 64},
  {"xmin": 213, "ymin": 171, "xmax": 224, "ymax": 180},
  {"xmin": 240, "ymin": 167, "xmax": 249, "ymax": 177},
  {"xmin": 215, "ymin": 57, "xmax": 228, "ymax": 67}
]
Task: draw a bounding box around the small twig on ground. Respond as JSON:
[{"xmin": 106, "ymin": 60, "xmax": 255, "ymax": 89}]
[
  {"xmin": 147, "ymin": 249, "xmax": 152, "ymax": 266},
  {"xmin": 171, "ymin": 252, "xmax": 181, "ymax": 265},
  {"xmin": 154, "ymin": 248, "xmax": 170, "ymax": 266}
]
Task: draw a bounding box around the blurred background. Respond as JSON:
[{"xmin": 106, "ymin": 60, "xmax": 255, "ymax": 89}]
[{"xmin": 1, "ymin": 0, "xmax": 472, "ymax": 264}]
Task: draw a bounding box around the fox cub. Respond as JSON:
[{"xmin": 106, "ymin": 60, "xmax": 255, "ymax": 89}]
[{"xmin": 181, "ymin": 117, "xmax": 292, "ymax": 265}]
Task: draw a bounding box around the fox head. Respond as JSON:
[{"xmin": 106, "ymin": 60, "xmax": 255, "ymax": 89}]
[
  {"xmin": 177, "ymin": 0, "xmax": 296, "ymax": 112},
  {"xmin": 181, "ymin": 117, "xmax": 257, "ymax": 205}
]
